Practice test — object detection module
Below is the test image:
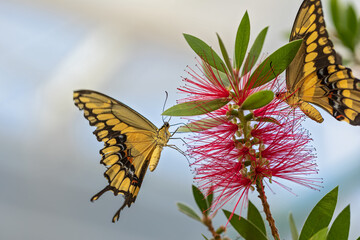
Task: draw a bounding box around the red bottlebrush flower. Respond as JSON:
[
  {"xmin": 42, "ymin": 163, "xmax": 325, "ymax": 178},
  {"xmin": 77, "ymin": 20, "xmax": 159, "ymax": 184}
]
[
  {"xmin": 181, "ymin": 63, "xmax": 319, "ymax": 219},
  {"xmin": 178, "ymin": 59, "xmax": 230, "ymax": 102}
]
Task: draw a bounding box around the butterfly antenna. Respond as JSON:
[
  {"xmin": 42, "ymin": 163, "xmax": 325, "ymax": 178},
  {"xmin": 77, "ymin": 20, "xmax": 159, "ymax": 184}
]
[{"xmin": 162, "ymin": 91, "xmax": 171, "ymax": 123}]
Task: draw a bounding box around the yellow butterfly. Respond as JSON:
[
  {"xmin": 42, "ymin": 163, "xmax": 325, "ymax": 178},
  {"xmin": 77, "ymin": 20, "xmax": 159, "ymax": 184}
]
[
  {"xmin": 277, "ymin": 0, "xmax": 360, "ymax": 125},
  {"xmin": 73, "ymin": 90, "xmax": 170, "ymax": 222}
]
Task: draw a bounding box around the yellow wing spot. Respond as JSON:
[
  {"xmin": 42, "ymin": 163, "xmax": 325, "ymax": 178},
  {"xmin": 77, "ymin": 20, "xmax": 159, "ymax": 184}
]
[
  {"xmin": 112, "ymin": 122, "xmax": 128, "ymax": 131},
  {"xmin": 307, "ymin": 43, "xmax": 317, "ymax": 53},
  {"xmin": 77, "ymin": 103, "xmax": 84, "ymax": 110},
  {"xmin": 308, "ymin": 4, "xmax": 315, "ymax": 14},
  {"xmin": 315, "ymin": 1, "xmax": 320, "ymax": 6},
  {"xmin": 106, "ymin": 118, "xmax": 120, "ymax": 126},
  {"xmin": 323, "ymin": 46, "xmax": 332, "ymax": 54},
  {"xmin": 305, "ymin": 52, "xmax": 318, "ymax": 62},
  {"xmin": 106, "ymin": 138, "xmax": 117, "ymax": 146},
  {"xmin": 97, "ymin": 113, "xmax": 115, "ymax": 120},
  {"xmin": 102, "ymin": 137, "xmax": 109, "ymax": 143},
  {"xmin": 79, "ymin": 97, "xmax": 91, "ymax": 103},
  {"xmin": 327, "ymin": 65, "xmax": 337, "ymax": 73},
  {"xmin": 85, "ymin": 102, "xmax": 111, "ymax": 109},
  {"xmin": 306, "ymin": 31, "xmax": 318, "ymax": 45},
  {"xmin": 84, "ymin": 110, "xmax": 90, "ymax": 116},
  {"xmin": 319, "ymin": 26, "xmax": 326, "ymax": 34},
  {"xmin": 129, "ymin": 185, "xmax": 136, "ymax": 195},
  {"xmin": 73, "ymin": 92, "xmax": 79, "ymax": 98},
  {"xmin": 333, "ymin": 70, "xmax": 346, "ymax": 80},
  {"xmin": 318, "ymin": 36, "xmax": 327, "ymax": 45},
  {"xmin": 95, "ymin": 122, "xmax": 105, "ymax": 130},
  {"xmin": 343, "ymin": 90, "xmax": 360, "ymax": 101},
  {"xmin": 336, "ymin": 79, "xmax": 353, "ymax": 88},
  {"xmin": 102, "ymin": 146, "xmax": 121, "ymax": 155},
  {"xmin": 119, "ymin": 178, "xmax": 131, "ymax": 192},
  {"xmin": 97, "ymin": 130, "xmax": 108, "ymax": 139},
  {"xmin": 74, "ymin": 99, "xmax": 80, "ymax": 104},
  {"xmin": 328, "ymin": 55, "xmax": 335, "ymax": 64},
  {"xmin": 87, "ymin": 116, "xmax": 96, "ymax": 124},
  {"xmin": 308, "ymin": 23, "xmax": 316, "ymax": 33},
  {"xmin": 317, "ymin": 7, "xmax": 322, "ymax": 14},
  {"xmin": 319, "ymin": 16, "xmax": 324, "ymax": 23},
  {"xmin": 92, "ymin": 108, "xmax": 110, "ymax": 114},
  {"xmin": 344, "ymin": 109, "xmax": 358, "ymax": 121},
  {"xmin": 105, "ymin": 164, "xmax": 121, "ymax": 181},
  {"xmin": 304, "ymin": 62, "xmax": 316, "ymax": 75},
  {"xmin": 102, "ymin": 154, "xmax": 120, "ymax": 166}
]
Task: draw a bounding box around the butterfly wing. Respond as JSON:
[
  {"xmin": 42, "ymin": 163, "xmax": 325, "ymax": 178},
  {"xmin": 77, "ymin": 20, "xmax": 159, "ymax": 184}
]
[
  {"xmin": 73, "ymin": 90, "xmax": 162, "ymax": 222},
  {"xmin": 286, "ymin": 0, "xmax": 360, "ymax": 125}
]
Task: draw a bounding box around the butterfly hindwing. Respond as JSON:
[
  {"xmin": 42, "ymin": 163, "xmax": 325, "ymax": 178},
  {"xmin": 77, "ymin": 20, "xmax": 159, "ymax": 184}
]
[
  {"xmin": 73, "ymin": 90, "xmax": 170, "ymax": 222},
  {"xmin": 283, "ymin": 0, "xmax": 360, "ymax": 125}
]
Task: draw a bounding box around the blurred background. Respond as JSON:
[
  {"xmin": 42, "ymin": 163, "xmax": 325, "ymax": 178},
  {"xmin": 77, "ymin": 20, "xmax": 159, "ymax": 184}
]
[{"xmin": 1, "ymin": 0, "xmax": 360, "ymax": 239}]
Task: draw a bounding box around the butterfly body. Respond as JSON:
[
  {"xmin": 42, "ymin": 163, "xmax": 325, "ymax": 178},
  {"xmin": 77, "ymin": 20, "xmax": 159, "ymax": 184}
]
[
  {"xmin": 73, "ymin": 90, "xmax": 170, "ymax": 222},
  {"xmin": 281, "ymin": 0, "xmax": 360, "ymax": 125}
]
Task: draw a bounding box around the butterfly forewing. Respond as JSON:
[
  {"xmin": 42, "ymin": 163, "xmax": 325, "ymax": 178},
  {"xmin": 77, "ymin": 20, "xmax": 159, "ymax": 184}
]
[
  {"xmin": 284, "ymin": 0, "xmax": 360, "ymax": 125},
  {"xmin": 73, "ymin": 90, "xmax": 170, "ymax": 222}
]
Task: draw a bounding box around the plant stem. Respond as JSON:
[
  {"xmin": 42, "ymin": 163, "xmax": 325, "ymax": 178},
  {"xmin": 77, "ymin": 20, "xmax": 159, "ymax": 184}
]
[
  {"xmin": 203, "ymin": 214, "xmax": 221, "ymax": 240},
  {"xmin": 256, "ymin": 182, "xmax": 280, "ymax": 240}
]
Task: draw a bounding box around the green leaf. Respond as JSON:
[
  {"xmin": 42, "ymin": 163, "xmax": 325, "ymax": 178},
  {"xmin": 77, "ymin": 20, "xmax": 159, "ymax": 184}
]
[
  {"xmin": 201, "ymin": 234, "xmax": 209, "ymax": 240},
  {"xmin": 223, "ymin": 210, "xmax": 267, "ymax": 240},
  {"xmin": 309, "ymin": 228, "xmax": 328, "ymax": 240},
  {"xmin": 177, "ymin": 117, "xmax": 226, "ymax": 133},
  {"xmin": 217, "ymin": 33, "xmax": 234, "ymax": 79},
  {"xmin": 247, "ymin": 201, "xmax": 266, "ymax": 235},
  {"xmin": 162, "ymin": 98, "xmax": 230, "ymax": 116},
  {"xmin": 206, "ymin": 191, "xmax": 214, "ymax": 209},
  {"xmin": 289, "ymin": 213, "xmax": 299, "ymax": 240},
  {"xmin": 330, "ymin": 0, "xmax": 341, "ymax": 31},
  {"xmin": 183, "ymin": 33, "xmax": 227, "ymax": 73},
  {"xmin": 327, "ymin": 205, "xmax": 350, "ymax": 240},
  {"xmin": 241, "ymin": 90, "xmax": 274, "ymax": 110},
  {"xmin": 242, "ymin": 27, "xmax": 268, "ymax": 75},
  {"xmin": 299, "ymin": 187, "xmax": 338, "ymax": 240},
  {"xmin": 202, "ymin": 63, "xmax": 231, "ymax": 88},
  {"xmin": 346, "ymin": 5, "xmax": 358, "ymax": 51},
  {"xmin": 235, "ymin": 11, "xmax": 250, "ymax": 70},
  {"xmin": 192, "ymin": 185, "xmax": 209, "ymax": 215},
  {"xmin": 176, "ymin": 202, "xmax": 202, "ymax": 222},
  {"xmin": 253, "ymin": 116, "xmax": 280, "ymax": 125},
  {"xmin": 249, "ymin": 39, "xmax": 302, "ymax": 88}
]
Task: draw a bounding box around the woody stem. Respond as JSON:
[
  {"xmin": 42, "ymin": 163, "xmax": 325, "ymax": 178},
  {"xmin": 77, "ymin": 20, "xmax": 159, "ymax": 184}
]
[{"xmin": 256, "ymin": 181, "xmax": 280, "ymax": 240}]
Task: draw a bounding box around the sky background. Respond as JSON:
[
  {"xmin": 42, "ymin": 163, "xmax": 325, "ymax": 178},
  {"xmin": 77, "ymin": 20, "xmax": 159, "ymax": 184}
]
[{"xmin": 1, "ymin": 0, "xmax": 360, "ymax": 239}]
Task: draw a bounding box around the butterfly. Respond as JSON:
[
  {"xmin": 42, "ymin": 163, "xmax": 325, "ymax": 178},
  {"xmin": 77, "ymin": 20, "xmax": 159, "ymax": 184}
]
[
  {"xmin": 277, "ymin": 0, "xmax": 360, "ymax": 125},
  {"xmin": 73, "ymin": 89, "xmax": 171, "ymax": 222}
]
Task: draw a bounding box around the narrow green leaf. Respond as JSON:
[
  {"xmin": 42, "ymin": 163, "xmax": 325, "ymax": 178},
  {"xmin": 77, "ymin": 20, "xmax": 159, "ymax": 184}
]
[
  {"xmin": 223, "ymin": 210, "xmax": 267, "ymax": 240},
  {"xmin": 330, "ymin": 0, "xmax": 341, "ymax": 31},
  {"xmin": 184, "ymin": 33, "xmax": 227, "ymax": 73},
  {"xmin": 176, "ymin": 202, "xmax": 202, "ymax": 222},
  {"xmin": 249, "ymin": 39, "xmax": 302, "ymax": 88},
  {"xmin": 346, "ymin": 5, "xmax": 358, "ymax": 35},
  {"xmin": 309, "ymin": 228, "xmax": 328, "ymax": 240},
  {"xmin": 247, "ymin": 201, "xmax": 266, "ymax": 235},
  {"xmin": 235, "ymin": 11, "xmax": 250, "ymax": 70},
  {"xmin": 202, "ymin": 63, "xmax": 231, "ymax": 88},
  {"xmin": 289, "ymin": 213, "xmax": 299, "ymax": 240},
  {"xmin": 206, "ymin": 191, "xmax": 214, "ymax": 209},
  {"xmin": 177, "ymin": 117, "xmax": 226, "ymax": 133},
  {"xmin": 242, "ymin": 27, "xmax": 268, "ymax": 75},
  {"xmin": 162, "ymin": 98, "xmax": 230, "ymax": 116},
  {"xmin": 192, "ymin": 185, "xmax": 209, "ymax": 215},
  {"xmin": 201, "ymin": 234, "xmax": 209, "ymax": 240},
  {"xmin": 327, "ymin": 205, "xmax": 350, "ymax": 240},
  {"xmin": 253, "ymin": 116, "xmax": 280, "ymax": 125},
  {"xmin": 299, "ymin": 187, "xmax": 338, "ymax": 240},
  {"xmin": 217, "ymin": 33, "xmax": 234, "ymax": 79},
  {"xmin": 241, "ymin": 90, "xmax": 274, "ymax": 110}
]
